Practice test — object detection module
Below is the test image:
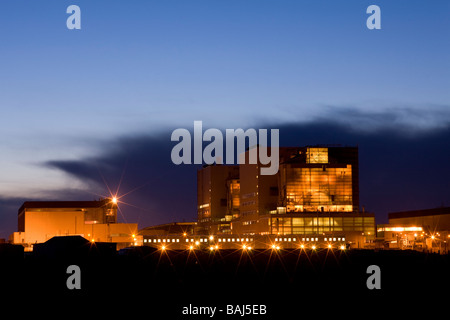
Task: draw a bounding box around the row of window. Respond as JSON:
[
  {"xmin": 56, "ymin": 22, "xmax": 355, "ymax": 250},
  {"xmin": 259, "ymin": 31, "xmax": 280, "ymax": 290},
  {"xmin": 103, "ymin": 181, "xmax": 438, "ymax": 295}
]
[
  {"xmin": 218, "ymin": 238, "xmax": 254, "ymax": 243},
  {"xmin": 275, "ymin": 237, "xmax": 345, "ymax": 242},
  {"xmin": 144, "ymin": 238, "xmax": 181, "ymax": 243},
  {"xmin": 144, "ymin": 237, "xmax": 345, "ymax": 244}
]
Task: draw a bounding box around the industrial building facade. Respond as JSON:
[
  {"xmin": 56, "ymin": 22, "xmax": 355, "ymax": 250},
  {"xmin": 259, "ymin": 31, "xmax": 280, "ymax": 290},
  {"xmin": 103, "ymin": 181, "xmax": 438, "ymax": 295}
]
[
  {"xmin": 377, "ymin": 207, "xmax": 450, "ymax": 253},
  {"xmin": 197, "ymin": 146, "xmax": 375, "ymax": 247},
  {"xmin": 11, "ymin": 199, "xmax": 139, "ymax": 250},
  {"xmin": 197, "ymin": 165, "xmax": 239, "ymax": 234}
]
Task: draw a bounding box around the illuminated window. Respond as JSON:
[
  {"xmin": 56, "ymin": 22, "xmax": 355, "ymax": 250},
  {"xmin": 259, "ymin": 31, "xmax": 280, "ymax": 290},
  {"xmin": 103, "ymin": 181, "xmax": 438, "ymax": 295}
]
[
  {"xmin": 306, "ymin": 147, "xmax": 328, "ymax": 164},
  {"xmin": 144, "ymin": 239, "xmax": 147, "ymax": 243},
  {"xmin": 157, "ymin": 239, "xmax": 161, "ymax": 243},
  {"xmin": 218, "ymin": 239, "xmax": 222, "ymax": 242},
  {"xmin": 283, "ymin": 163, "xmax": 352, "ymax": 213},
  {"xmin": 176, "ymin": 239, "xmax": 180, "ymax": 243}
]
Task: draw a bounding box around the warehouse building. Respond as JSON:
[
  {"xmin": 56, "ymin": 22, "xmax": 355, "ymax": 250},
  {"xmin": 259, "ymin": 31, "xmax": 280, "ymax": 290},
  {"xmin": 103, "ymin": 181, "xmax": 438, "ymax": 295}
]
[{"xmin": 10, "ymin": 199, "xmax": 139, "ymax": 251}]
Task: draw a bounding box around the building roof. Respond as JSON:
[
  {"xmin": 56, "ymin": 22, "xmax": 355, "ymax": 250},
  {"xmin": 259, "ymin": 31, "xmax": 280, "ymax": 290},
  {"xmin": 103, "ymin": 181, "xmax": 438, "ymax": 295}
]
[
  {"xmin": 140, "ymin": 222, "xmax": 197, "ymax": 235},
  {"xmin": 18, "ymin": 199, "xmax": 113, "ymax": 214},
  {"xmin": 140, "ymin": 222, "xmax": 196, "ymax": 230},
  {"xmin": 389, "ymin": 207, "xmax": 450, "ymax": 220}
]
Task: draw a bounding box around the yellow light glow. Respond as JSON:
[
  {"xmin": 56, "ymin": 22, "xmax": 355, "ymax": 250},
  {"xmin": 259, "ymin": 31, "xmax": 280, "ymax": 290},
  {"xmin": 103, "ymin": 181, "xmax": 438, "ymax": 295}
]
[
  {"xmin": 431, "ymin": 235, "xmax": 435, "ymax": 240},
  {"xmin": 210, "ymin": 246, "xmax": 214, "ymax": 251},
  {"xmin": 189, "ymin": 245, "xmax": 194, "ymax": 250},
  {"xmin": 271, "ymin": 244, "xmax": 276, "ymax": 249},
  {"xmin": 248, "ymin": 246, "xmax": 252, "ymax": 250},
  {"xmin": 312, "ymin": 245, "xmax": 316, "ymax": 250},
  {"xmin": 132, "ymin": 234, "xmax": 135, "ymax": 238},
  {"xmin": 111, "ymin": 197, "xmax": 118, "ymax": 204},
  {"xmin": 183, "ymin": 232, "xmax": 187, "ymax": 237},
  {"xmin": 340, "ymin": 245, "xmax": 345, "ymax": 250},
  {"xmin": 195, "ymin": 241, "xmax": 200, "ymax": 246},
  {"xmin": 209, "ymin": 235, "xmax": 214, "ymax": 241},
  {"xmin": 91, "ymin": 239, "xmax": 95, "ymax": 243},
  {"xmin": 384, "ymin": 226, "xmax": 423, "ymax": 232},
  {"xmin": 161, "ymin": 245, "xmax": 166, "ymax": 251},
  {"xmin": 242, "ymin": 244, "xmax": 247, "ymax": 250},
  {"xmin": 328, "ymin": 244, "xmax": 332, "ymax": 249},
  {"xmin": 215, "ymin": 245, "xmax": 219, "ymax": 250}
]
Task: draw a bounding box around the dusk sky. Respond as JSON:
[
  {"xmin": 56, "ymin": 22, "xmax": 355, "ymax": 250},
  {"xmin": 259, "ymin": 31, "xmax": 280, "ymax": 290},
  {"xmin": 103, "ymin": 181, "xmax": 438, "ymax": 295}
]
[{"xmin": 0, "ymin": 1, "xmax": 449, "ymax": 239}]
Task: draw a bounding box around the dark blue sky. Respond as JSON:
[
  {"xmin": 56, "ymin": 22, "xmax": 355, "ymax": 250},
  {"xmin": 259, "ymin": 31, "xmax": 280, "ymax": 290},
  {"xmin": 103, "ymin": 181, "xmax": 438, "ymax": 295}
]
[{"xmin": 0, "ymin": 1, "xmax": 449, "ymax": 238}]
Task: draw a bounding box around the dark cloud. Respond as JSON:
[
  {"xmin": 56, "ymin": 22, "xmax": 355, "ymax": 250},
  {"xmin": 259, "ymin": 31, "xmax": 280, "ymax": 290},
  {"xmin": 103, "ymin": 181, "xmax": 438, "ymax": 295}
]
[
  {"xmin": 43, "ymin": 133, "xmax": 199, "ymax": 227},
  {"xmin": 275, "ymin": 122, "xmax": 450, "ymax": 223},
  {"xmin": 1, "ymin": 115, "xmax": 449, "ymax": 239}
]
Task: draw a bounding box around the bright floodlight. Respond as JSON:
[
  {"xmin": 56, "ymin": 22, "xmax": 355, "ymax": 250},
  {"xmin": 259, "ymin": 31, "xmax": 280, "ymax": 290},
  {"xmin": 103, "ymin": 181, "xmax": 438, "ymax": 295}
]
[{"xmin": 111, "ymin": 197, "xmax": 118, "ymax": 204}]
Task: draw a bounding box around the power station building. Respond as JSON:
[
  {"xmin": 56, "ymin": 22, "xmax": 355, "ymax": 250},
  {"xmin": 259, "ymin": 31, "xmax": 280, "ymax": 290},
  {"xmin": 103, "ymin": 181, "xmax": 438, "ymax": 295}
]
[
  {"xmin": 10, "ymin": 199, "xmax": 139, "ymax": 251},
  {"xmin": 197, "ymin": 146, "xmax": 375, "ymax": 247},
  {"xmin": 377, "ymin": 207, "xmax": 450, "ymax": 253}
]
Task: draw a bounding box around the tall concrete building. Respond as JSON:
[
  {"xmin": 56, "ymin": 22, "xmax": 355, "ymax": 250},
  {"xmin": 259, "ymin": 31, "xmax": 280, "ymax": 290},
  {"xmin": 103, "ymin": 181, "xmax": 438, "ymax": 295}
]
[
  {"xmin": 197, "ymin": 165, "xmax": 239, "ymax": 234},
  {"xmin": 197, "ymin": 146, "xmax": 375, "ymax": 247}
]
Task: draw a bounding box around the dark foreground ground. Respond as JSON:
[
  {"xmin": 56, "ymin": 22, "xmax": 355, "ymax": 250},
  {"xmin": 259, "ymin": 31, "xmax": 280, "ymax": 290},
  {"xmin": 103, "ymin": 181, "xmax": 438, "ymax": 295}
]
[{"xmin": 0, "ymin": 244, "xmax": 448, "ymax": 318}]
